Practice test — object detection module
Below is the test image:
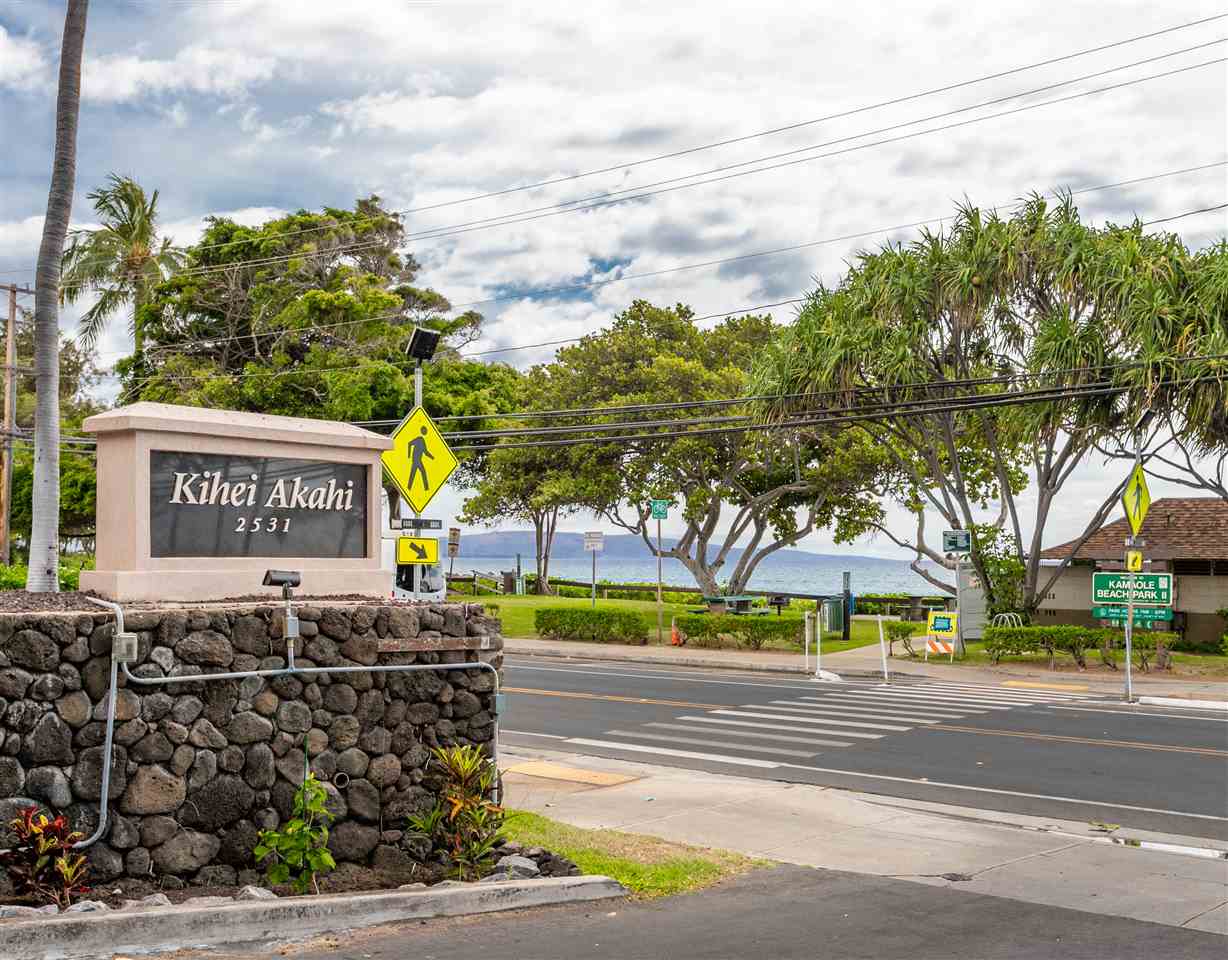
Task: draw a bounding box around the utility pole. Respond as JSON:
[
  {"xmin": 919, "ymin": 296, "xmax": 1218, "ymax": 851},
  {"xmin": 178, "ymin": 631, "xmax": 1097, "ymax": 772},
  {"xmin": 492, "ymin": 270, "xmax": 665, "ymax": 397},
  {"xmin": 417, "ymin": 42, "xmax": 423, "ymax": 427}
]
[{"xmin": 1, "ymin": 285, "xmax": 34, "ymax": 566}]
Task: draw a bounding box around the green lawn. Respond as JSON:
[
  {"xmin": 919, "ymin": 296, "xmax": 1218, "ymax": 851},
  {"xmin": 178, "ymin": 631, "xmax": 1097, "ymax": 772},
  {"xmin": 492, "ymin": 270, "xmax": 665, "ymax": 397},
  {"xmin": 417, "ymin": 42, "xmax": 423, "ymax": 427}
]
[
  {"xmin": 503, "ymin": 809, "xmax": 767, "ymax": 898},
  {"xmin": 892, "ymin": 640, "xmax": 1228, "ymax": 678},
  {"xmin": 457, "ymin": 591, "xmax": 882, "ymax": 652}
]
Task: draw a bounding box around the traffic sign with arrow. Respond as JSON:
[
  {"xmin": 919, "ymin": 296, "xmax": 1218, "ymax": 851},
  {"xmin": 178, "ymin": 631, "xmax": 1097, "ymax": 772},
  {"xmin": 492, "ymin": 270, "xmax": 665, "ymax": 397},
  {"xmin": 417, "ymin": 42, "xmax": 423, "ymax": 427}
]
[{"xmin": 396, "ymin": 536, "xmax": 439, "ymax": 565}]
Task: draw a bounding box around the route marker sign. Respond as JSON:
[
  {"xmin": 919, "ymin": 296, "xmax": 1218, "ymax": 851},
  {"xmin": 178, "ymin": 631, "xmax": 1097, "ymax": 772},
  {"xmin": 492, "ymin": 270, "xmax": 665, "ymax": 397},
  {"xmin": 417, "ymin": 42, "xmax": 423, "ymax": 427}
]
[
  {"xmin": 1121, "ymin": 463, "xmax": 1151, "ymax": 536},
  {"xmin": 447, "ymin": 527, "xmax": 460, "ymax": 559},
  {"xmin": 1091, "ymin": 572, "xmax": 1172, "ymax": 606},
  {"xmin": 381, "ymin": 407, "xmax": 458, "ymax": 514},
  {"xmin": 396, "ymin": 536, "xmax": 439, "ymax": 565},
  {"xmin": 650, "ymin": 499, "xmax": 669, "ymax": 520}
]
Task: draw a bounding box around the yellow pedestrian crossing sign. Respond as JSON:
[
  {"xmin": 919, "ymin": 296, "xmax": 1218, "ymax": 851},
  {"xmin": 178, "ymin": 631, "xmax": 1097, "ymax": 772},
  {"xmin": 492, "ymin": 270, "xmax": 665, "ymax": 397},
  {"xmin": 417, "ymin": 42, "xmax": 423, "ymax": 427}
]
[
  {"xmin": 1126, "ymin": 549, "xmax": 1143, "ymax": 572},
  {"xmin": 1121, "ymin": 464, "xmax": 1151, "ymax": 537},
  {"xmin": 381, "ymin": 407, "xmax": 458, "ymax": 514},
  {"xmin": 397, "ymin": 536, "xmax": 439, "ymax": 565}
]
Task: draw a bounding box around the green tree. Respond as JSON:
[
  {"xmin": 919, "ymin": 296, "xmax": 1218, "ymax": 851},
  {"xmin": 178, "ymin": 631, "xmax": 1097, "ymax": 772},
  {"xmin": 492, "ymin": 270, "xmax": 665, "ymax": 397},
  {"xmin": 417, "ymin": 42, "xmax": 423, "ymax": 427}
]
[
  {"xmin": 6, "ymin": 310, "xmax": 104, "ymax": 554},
  {"xmin": 751, "ymin": 195, "xmax": 1224, "ymax": 614},
  {"xmin": 28, "ymin": 0, "xmax": 89, "ymax": 592},
  {"xmin": 535, "ymin": 301, "xmax": 886, "ymax": 595},
  {"xmin": 60, "ymin": 175, "xmax": 184, "ymax": 352},
  {"xmin": 127, "ymin": 198, "xmax": 521, "ymax": 508}
]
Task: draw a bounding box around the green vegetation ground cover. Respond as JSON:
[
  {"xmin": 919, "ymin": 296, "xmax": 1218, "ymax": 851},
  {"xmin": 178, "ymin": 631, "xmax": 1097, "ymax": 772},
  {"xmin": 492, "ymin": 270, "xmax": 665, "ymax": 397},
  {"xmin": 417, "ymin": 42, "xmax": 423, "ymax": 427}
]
[
  {"xmin": 502, "ymin": 809, "xmax": 766, "ymax": 898},
  {"xmin": 464, "ymin": 592, "xmax": 882, "ymax": 652}
]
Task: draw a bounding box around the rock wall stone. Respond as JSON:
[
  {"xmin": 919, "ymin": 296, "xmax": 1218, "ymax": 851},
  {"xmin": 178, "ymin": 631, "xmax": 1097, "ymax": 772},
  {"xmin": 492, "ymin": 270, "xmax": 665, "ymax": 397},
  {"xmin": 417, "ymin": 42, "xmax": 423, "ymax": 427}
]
[{"xmin": 0, "ymin": 603, "xmax": 501, "ymax": 888}]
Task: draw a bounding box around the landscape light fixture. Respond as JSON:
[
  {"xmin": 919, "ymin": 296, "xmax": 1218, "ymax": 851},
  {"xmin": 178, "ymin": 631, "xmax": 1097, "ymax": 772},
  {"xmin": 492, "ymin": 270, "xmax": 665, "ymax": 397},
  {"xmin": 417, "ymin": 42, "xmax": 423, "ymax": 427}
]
[{"xmin": 406, "ymin": 326, "xmax": 441, "ymax": 362}]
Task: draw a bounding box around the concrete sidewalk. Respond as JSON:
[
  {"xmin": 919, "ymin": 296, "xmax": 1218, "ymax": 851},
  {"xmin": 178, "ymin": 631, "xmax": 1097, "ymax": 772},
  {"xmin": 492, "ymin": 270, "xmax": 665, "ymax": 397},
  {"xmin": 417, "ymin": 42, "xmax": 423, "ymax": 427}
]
[
  {"xmin": 503, "ymin": 636, "xmax": 1228, "ymax": 701},
  {"xmin": 502, "ymin": 746, "xmax": 1228, "ymax": 935}
]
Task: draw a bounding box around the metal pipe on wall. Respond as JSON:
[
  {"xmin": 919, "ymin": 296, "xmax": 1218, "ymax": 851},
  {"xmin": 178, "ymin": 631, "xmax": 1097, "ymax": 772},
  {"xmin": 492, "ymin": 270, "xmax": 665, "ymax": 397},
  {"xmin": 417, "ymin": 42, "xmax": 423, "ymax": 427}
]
[{"xmin": 80, "ymin": 597, "xmax": 503, "ymax": 848}]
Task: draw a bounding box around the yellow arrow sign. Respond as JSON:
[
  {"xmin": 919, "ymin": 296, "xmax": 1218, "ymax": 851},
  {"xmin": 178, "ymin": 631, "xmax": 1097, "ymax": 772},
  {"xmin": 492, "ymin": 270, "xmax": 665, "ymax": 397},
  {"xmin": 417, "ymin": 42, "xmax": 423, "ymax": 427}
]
[
  {"xmin": 381, "ymin": 407, "xmax": 458, "ymax": 514},
  {"xmin": 1121, "ymin": 463, "xmax": 1151, "ymax": 537},
  {"xmin": 396, "ymin": 536, "xmax": 439, "ymax": 565}
]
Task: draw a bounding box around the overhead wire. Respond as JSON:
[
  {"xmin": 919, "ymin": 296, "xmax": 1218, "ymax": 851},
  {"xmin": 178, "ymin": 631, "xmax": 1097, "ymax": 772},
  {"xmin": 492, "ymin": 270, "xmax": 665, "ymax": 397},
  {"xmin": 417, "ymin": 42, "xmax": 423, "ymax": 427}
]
[
  {"xmin": 4, "ymin": 12, "xmax": 1221, "ymax": 276},
  {"xmin": 91, "ymin": 163, "xmax": 1228, "ymax": 368},
  {"xmin": 28, "ymin": 44, "xmax": 1226, "ymax": 294}
]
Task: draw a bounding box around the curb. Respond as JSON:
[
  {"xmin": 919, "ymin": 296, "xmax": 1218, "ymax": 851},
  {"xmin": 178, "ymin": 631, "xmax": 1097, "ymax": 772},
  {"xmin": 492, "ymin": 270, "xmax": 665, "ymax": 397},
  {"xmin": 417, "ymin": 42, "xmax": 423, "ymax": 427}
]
[
  {"xmin": 0, "ymin": 876, "xmax": 627, "ymax": 960},
  {"xmin": 504, "ymin": 644, "xmax": 888, "ymax": 679},
  {"xmin": 1137, "ymin": 695, "xmax": 1228, "ymax": 712}
]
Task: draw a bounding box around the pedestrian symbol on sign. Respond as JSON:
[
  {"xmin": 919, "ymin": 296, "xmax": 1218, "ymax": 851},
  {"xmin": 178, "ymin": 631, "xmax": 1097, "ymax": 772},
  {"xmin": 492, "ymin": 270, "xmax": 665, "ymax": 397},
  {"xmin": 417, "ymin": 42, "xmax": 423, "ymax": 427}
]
[{"xmin": 408, "ymin": 426, "xmax": 434, "ymax": 492}]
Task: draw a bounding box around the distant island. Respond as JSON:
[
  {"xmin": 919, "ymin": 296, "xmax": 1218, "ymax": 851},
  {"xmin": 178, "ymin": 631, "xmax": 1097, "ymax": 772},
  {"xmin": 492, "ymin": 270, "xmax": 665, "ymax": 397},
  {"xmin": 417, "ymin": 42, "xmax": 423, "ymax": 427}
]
[{"xmin": 454, "ymin": 530, "xmax": 909, "ymax": 565}]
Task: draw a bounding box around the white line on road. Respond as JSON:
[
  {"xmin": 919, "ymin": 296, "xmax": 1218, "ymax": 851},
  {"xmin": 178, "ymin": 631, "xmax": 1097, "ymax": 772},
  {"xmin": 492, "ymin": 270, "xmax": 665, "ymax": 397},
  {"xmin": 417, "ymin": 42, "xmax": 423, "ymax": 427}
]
[
  {"xmin": 857, "ymin": 689, "xmax": 1035, "ymax": 708},
  {"xmin": 1048, "ymin": 705, "xmax": 1228, "ymax": 722},
  {"xmin": 641, "ymin": 721, "xmax": 853, "ymax": 748},
  {"xmin": 767, "ymin": 701, "xmax": 945, "ymax": 724},
  {"xmin": 604, "ymin": 729, "xmax": 819, "ymax": 759},
  {"xmin": 714, "ymin": 709, "xmax": 909, "ymax": 732},
  {"xmin": 797, "ymin": 695, "xmax": 976, "ymax": 717},
  {"xmin": 908, "ymin": 681, "xmax": 1089, "ymax": 700},
  {"xmin": 774, "ymin": 762, "xmax": 1228, "ymax": 822},
  {"xmin": 503, "ymin": 730, "xmax": 568, "ymax": 739},
  {"xmin": 677, "ymin": 715, "xmax": 869, "ymax": 743},
  {"xmin": 506, "ymin": 660, "xmax": 840, "ymax": 692},
  {"xmin": 563, "ymin": 738, "xmax": 781, "ymax": 768}
]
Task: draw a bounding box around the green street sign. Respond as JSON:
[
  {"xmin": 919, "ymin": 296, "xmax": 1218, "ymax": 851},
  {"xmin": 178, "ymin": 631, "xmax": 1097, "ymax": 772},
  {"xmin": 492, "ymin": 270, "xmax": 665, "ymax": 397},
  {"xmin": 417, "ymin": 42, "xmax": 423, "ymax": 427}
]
[
  {"xmin": 1092, "ymin": 605, "xmax": 1173, "ymax": 622},
  {"xmin": 649, "ymin": 499, "xmax": 669, "ymax": 520},
  {"xmin": 1091, "ymin": 572, "xmax": 1173, "ymax": 607}
]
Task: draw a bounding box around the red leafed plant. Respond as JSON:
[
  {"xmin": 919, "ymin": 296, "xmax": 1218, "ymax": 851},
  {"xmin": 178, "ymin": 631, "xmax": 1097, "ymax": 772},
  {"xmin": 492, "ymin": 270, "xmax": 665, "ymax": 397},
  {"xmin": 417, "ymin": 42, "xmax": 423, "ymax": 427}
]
[{"xmin": 0, "ymin": 806, "xmax": 91, "ymax": 907}]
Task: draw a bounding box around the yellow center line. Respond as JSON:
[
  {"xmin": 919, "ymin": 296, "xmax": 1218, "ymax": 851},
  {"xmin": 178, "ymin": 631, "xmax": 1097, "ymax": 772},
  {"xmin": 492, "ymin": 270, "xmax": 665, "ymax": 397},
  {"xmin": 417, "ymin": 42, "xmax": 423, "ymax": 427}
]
[
  {"xmin": 930, "ymin": 724, "xmax": 1228, "ymax": 757},
  {"xmin": 503, "ymin": 686, "xmax": 723, "ymax": 710}
]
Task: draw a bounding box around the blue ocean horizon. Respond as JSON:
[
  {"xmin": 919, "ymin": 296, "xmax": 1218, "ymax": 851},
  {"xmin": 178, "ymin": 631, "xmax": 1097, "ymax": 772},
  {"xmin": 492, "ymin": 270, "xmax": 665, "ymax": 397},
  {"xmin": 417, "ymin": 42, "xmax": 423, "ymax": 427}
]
[{"xmin": 446, "ymin": 551, "xmax": 946, "ymax": 596}]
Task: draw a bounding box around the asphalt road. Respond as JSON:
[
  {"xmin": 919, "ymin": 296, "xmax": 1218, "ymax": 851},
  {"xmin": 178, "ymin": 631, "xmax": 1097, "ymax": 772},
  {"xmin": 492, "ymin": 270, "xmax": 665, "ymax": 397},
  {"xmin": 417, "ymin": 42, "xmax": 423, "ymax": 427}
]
[
  {"xmin": 261, "ymin": 865, "xmax": 1228, "ymax": 960},
  {"xmin": 500, "ymin": 655, "xmax": 1228, "ymax": 840}
]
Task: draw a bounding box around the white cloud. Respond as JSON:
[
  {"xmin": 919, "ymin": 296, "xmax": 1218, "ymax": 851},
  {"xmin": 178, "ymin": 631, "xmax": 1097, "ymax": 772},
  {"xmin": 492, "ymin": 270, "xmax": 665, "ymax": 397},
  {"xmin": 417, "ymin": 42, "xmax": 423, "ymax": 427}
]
[
  {"xmin": 83, "ymin": 46, "xmax": 276, "ymax": 102},
  {"xmin": 0, "ymin": 25, "xmax": 46, "ymax": 90}
]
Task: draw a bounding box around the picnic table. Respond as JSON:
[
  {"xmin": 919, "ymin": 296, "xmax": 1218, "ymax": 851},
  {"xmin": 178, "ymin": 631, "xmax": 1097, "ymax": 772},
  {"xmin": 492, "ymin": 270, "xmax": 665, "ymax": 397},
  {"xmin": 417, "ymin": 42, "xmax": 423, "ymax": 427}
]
[{"xmin": 694, "ymin": 594, "xmax": 769, "ymax": 615}]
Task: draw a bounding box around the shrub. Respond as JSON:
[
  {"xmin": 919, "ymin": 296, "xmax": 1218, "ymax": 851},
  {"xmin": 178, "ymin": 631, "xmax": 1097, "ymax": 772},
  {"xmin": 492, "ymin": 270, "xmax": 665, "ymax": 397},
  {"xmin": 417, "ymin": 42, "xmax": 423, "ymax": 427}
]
[
  {"xmin": 673, "ymin": 614, "xmax": 803, "ymax": 650},
  {"xmin": 984, "ymin": 625, "xmax": 1181, "ymax": 671},
  {"xmin": 534, "ymin": 608, "xmax": 649, "ymax": 644},
  {"xmin": 0, "ymin": 806, "xmax": 90, "ymax": 907},
  {"xmin": 883, "ymin": 620, "xmax": 923, "ymax": 657},
  {"xmin": 0, "ymin": 558, "xmax": 92, "ymax": 592},
  {"xmin": 253, "ymin": 774, "xmax": 336, "ymax": 894},
  {"xmin": 407, "ymin": 745, "xmax": 505, "ymax": 881}
]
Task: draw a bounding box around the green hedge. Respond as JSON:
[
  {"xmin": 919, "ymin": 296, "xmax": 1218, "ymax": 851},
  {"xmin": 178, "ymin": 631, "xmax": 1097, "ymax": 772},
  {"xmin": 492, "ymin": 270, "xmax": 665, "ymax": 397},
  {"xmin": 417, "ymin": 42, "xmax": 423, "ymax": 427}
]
[
  {"xmin": 0, "ymin": 559, "xmax": 92, "ymax": 592},
  {"xmin": 534, "ymin": 608, "xmax": 649, "ymax": 645},
  {"xmin": 674, "ymin": 614, "xmax": 803, "ymax": 651},
  {"xmin": 984, "ymin": 625, "xmax": 1181, "ymax": 670}
]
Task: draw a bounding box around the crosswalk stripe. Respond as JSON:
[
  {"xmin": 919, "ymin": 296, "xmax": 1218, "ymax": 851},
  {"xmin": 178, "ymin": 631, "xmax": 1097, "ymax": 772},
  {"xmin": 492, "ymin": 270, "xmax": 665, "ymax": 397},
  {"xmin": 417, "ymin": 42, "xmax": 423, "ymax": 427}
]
[
  {"xmin": 766, "ymin": 702, "xmax": 944, "ymax": 724},
  {"xmin": 808, "ymin": 691, "xmax": 1009, "ymax": 712},
  {"xmin": 853, "ymin": 689, "xmax": 1032, "ymax": 708},
  {"xmin": 678, "ymin": 715, "xmax": 881, "ymax": 741},
  {"xmin": 714, "ymin": 709, "xmax": 910, "ymax": 732},
  {"xmin": 604, "ymin": 729, "xmax": 819, "ymax": 758},
  {"xmin": 801, "ymin": 693, "xmax": 988, "ymax": 715},
  {"xmin": 894, "ymin": 683, "xmax": 1083, "ymax": 703},
  {"xmin": 795, "ymin": 697, "xmax": 977, "ymax": 716},
  {"xmin": 909, "ymin": 681, "xmax": 1087, "ymax": 700},
  {"xmin": 564, "ymin": 738, "xmax": 781, "ymax": 768},
  {"xmin": 787, "ymin": 699, "xmax": 968, "ymax": 720},
  {"xmin": 641, "ymin": 721, "xmax": 853, "ymax": 748}
]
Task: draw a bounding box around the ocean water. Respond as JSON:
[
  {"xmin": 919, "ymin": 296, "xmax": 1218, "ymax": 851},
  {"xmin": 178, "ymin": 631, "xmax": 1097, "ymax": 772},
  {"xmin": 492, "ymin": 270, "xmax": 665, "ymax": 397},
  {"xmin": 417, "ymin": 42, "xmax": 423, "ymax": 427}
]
[{"xmin": 445, "ymin": 552, "xmax": 944, "ymax": 596}]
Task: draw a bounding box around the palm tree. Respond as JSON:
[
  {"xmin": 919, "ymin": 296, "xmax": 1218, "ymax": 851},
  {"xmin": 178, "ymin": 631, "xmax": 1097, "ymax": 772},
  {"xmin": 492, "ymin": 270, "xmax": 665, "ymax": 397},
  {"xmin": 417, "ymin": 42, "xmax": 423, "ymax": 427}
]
[
  {"xmin": 61, "ymin": 174, "xmax": 183, "ymax": 352},
  {"xmin": 28, "ymin": 0, "xmax": 89, "ymax": 593}
]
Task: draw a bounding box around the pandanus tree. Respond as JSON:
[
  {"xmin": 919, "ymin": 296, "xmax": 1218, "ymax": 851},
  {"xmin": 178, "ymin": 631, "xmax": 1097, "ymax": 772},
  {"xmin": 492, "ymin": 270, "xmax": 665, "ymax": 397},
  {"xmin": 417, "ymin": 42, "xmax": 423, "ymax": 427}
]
[
  {"xmin": 60, "ymin": 174, "xmax": 184, "ymax": 353},
  {"xmin": 750, "ymin": 195, "xmax": 1217, "ymax": 615}
]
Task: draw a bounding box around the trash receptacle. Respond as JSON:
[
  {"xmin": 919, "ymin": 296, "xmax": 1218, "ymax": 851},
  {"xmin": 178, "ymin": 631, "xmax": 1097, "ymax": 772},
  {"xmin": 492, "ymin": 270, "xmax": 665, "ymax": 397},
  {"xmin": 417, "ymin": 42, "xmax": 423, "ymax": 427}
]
[{"xmin": 822, "ymin": 598, "xmax": 844, "ymax": 634}]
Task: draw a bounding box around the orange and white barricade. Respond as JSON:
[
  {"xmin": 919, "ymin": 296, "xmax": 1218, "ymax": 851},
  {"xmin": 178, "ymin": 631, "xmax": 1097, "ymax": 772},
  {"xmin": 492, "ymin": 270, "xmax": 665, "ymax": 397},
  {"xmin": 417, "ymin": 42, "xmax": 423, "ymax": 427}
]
[{"xmin": 924, "ymin": 637, "xmax": 955, "ymax": 662}]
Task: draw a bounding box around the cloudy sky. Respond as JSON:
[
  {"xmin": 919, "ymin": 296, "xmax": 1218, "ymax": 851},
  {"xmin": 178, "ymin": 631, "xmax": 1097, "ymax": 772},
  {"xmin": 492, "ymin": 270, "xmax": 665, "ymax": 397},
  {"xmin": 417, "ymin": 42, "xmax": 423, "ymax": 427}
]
[{"xmin": 1, "ymin": 0, "xmax": 1225, "ymax": 562}]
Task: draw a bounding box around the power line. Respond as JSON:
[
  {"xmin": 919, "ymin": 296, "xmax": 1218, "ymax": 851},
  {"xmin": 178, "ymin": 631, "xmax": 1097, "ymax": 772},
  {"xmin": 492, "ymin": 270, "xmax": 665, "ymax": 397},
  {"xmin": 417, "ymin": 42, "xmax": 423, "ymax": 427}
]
[
  {"xmin": 1141, "ymin": 202, "xmax": 1228, "ymax": 225},
  {"xmin": 5, "ymin": 14, "xmax": 1220, "ymax": 279},
  {"xmin": 25, "ymin": 44, "xmax": 1225, "ymax": 294},
  {"xmin": 97, "ymin": 164, "xmax": 1228, "ymax": 365}
]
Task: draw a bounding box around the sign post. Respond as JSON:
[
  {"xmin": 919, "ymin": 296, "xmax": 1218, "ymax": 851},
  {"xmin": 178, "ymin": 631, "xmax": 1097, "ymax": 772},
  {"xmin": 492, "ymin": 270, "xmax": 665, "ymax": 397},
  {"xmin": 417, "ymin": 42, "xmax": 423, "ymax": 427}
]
[
  {"xmin": 583, "ymin": 531, "xmax": 604, "ymax": 609},
  {"xmin": 1119, "ymin": 462, "xmax": 1151, "ymax": 703},
  {"xmin": 943, "ymin": 529, "xmax": 971, "ymax": 655},
  {"xmin": 650, "ymin": 500, "xmax": 668, "ymax": 644}
]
